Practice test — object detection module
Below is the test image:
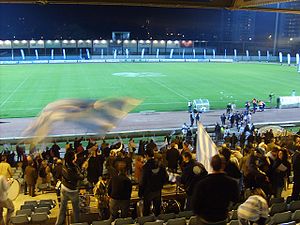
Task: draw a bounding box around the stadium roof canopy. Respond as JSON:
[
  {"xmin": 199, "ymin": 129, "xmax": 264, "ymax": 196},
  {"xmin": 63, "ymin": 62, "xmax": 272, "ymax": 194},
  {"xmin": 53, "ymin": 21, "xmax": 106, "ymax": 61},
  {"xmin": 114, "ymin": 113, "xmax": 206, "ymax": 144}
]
[{"xmin": 0, "ymin": 0, "xmax": 299, "ymax": 14}]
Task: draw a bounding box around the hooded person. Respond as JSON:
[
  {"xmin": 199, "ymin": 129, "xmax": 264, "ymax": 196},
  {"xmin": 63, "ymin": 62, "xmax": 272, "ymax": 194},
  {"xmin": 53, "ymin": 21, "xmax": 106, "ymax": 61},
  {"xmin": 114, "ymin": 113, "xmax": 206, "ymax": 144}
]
[{"xmin": 139, "ymin": 149, "xmax": 169, "ymax": 216}]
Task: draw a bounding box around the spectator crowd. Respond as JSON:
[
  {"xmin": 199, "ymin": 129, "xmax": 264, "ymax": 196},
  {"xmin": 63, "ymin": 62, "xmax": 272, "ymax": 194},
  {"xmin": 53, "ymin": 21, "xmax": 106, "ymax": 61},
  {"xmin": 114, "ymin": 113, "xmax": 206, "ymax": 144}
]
[{"xmin": 1, "ymin": 118, "xmax": 300, "ymax": 225}]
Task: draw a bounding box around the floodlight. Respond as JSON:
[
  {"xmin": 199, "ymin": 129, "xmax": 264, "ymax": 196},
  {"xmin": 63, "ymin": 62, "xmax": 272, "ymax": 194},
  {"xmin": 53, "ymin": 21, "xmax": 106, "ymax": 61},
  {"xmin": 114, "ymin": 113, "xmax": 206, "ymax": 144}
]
[
  {"xmin": 86, "ymin": 40, "xmax": 92, "ymax": 43},
  {"xmin": 54, "ymin": 40, "xmax": 60, "ymax": 43},
  {"xmin": 38, "ymin": 40, "xmax": 44, "ymax": 44},
  {"xmin": 78, "ymin": 40, "xmax": 84, "ymax": 43},
  {"xmin": 289, "ymin": 38, "xmax": 293, "ymax": 41},
  {"xmin": 131, "ymin": 40, "xmax": 137, "ymax": 43},
  {"xmin": 124, "ymin": 40, "xmax": 129, "ymax": 44},
  {"xmin": 62, "ymin": 40, "xmax": 69, "ymax": 43},
  {"xmin": 30, "ymin": 40, "xmax": 36, "ymax": 44},
  {"xmin": 5, "ymin": 40, "xmax": 11, "ymax": 45},
  {"xmin": 21, "ymin": 40, "xmax": 27, "ymax": 44},
  {"xmin": 93, "ymin": 40, "xmax": 99, "ymax": 44},
  {"xmin": 0, "ymin": 40, "xmax": 3, "ymax": 45},
  {"xmin": 160, "ymin": 40, "xmax": 165, "ymax": 44},
  {"xmin": 101, "ymin": 40, "xmax": 107, "ymax": 44},
  {"xmin": 70, "ymin": 40, "xmax": 76, "ymax": 44},
  {"xmin": 146, "ymin": 40, "xmax": 151, "ymax": 44},
  {"xmin": 153, "ymin": 40, "xmax": 158, "ymax": 44},
  {"xmin": 13, "ymin": 40, "xmax": 20, "ymax": 44},
  {"xmin": 167, "ymin": 40, "xmax": 173, "ymax": 44},
  {"xmin": 46, "ymin": 40, "xmax": 52, "ymax": 43},
  {"xmin": 117, "ymin": 40, "xmax": 122, "ymax": 44},
  {"xmin": 174, "ymin": 41, "xmax": 179, "ymax": 44}
]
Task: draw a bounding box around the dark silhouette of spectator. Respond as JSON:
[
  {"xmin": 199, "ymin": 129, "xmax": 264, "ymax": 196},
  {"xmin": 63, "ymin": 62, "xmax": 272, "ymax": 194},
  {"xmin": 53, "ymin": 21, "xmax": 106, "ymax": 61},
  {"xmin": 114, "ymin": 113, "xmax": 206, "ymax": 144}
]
[
  {"xmin": 108, "ymin": 160, "xmax": 132, "ymax": 220},
  {"xmin": 179, "ymin": 151, "xmax": 207, "ymax": 210},
  {"xmin": 139, "ymin": 149, "xmax": 169, "ymax": 216},
  {"xmin": 192, "ymin": 154, "xmax": 239, "ymax": 224},
  {"xmin": 166, "ymin": 143, "xmax": 180, "ymax": 172}
]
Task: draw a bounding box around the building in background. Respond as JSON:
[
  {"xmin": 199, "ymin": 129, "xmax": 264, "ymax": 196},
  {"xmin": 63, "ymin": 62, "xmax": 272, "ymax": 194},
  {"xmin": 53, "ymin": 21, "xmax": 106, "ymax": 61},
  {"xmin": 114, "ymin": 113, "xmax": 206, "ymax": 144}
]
[
  {"xmin": 220, "ymin": 10, "xmax": 256, "ymax": 42},
  {"xmin": 279, "ymin": 2, "xmax": 300, "ymax": 40}
]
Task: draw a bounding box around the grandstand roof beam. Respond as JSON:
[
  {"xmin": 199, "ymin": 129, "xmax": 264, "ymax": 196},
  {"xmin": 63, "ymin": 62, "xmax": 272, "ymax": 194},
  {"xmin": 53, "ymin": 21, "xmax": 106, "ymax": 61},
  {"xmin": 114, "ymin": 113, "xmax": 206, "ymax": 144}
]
[{"xmin": 0, "ymin": 0, "xmax": 299, "ymax": 14}]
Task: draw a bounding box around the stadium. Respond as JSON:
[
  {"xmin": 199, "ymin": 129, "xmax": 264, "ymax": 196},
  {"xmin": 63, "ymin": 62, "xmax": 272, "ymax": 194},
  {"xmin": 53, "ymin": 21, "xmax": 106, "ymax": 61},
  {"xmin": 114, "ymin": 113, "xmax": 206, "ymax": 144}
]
[{"xmin": 0, "ymin": 1, "xmax": 300, "ymax": 225}]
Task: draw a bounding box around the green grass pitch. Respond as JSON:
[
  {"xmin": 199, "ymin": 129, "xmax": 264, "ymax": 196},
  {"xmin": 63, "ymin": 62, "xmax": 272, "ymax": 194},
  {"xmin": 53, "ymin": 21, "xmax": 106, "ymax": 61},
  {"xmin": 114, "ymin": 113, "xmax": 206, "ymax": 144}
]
[{"xmin": 0, "ymin": 62, "xmax": 299, "ymax": 118}]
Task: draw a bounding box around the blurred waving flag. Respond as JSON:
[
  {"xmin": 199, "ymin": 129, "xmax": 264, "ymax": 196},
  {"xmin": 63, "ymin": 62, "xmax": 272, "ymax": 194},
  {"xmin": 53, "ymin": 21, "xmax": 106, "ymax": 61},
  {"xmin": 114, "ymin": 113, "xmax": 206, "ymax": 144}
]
[
  {"xmin": 23, "ymin": 98, "xmax": 141, "ymax": 144},
  {"xmin": 196, "ymin": 122, "xmax": 218, "ymax": 172}
]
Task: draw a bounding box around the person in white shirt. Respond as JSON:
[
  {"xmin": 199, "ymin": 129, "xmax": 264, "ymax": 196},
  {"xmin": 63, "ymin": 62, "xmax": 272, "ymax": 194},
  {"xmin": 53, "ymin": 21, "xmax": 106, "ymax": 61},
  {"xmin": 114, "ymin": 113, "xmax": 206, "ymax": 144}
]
[{"xmin": 0, "ymin": 175, "xmax": 14, "ymax": 225}]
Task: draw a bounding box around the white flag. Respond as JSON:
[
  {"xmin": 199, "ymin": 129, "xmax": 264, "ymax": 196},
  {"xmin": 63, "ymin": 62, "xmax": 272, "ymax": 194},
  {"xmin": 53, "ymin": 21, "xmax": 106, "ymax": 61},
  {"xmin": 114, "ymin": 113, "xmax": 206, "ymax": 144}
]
[{"xmin": 196, "ymin": 122, "xmax": 218, "ymax": 172}]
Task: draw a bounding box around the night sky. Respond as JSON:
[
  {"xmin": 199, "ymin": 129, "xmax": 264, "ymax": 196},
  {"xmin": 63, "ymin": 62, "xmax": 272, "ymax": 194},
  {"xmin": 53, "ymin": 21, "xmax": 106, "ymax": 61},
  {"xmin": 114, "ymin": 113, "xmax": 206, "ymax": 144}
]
[{"xmin": 0, "ymin": 3, "xmax": 282, "ymax": 41}]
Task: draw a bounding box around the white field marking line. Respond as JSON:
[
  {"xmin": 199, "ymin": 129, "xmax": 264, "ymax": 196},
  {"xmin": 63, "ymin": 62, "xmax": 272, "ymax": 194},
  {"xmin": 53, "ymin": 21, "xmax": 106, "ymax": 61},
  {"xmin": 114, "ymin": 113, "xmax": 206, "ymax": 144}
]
[
  {"xmin": 0, "ymin": 87, "xmax": 117, "ymax": 94},
  {"xmin": 147, "ymin": 77, "xmax": 189, "ymax": 101},
  {"xmin": 0, "ymin": 76, "xmax": 30, "ymax": 108}
]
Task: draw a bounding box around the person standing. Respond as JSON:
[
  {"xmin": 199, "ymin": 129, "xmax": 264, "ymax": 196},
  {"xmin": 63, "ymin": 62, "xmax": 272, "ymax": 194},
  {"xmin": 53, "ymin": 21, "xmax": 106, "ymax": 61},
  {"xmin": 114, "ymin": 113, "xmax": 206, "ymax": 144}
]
[
  {"xmin": 270, "ymin": 149, "xmax": 291, "ymax": 198},
  {"xmin": 190, "ymin": 112, "xmax": 195, "ymax": 127},
  {"xmin": 134, "ymin": 156, "xmax": 144, "ymax": 183},
  {"xmin": 192, "ymin": 154, "xmax": 239, "ymax": 225},
  {"xmin": 55, "ymin": 151, "xmax": 84, "ymax": 225},
  {"xmin": 0, "ymin": 156, "xmax": 12, "ymax": 178},
  {"xmin": 166, "ymin": 143, "xmax": 180, "ymax": 173},
  {"xmin": 292, "ymin": 148, "xmax": 300, "ymax": 200},
  {"xmin": 87, "ymin": 145, "xmax": 104, "ymax": 186},
  {"xmin": 0, "ymin": 175, "xmax": 14, "ymax": 225},
  {"xmin": 180, "ymin": 151, "xmax": 207, "ymax": 210},
  {"xmin": 220, "ymin": 113, "xmax": 226, "ymax": 126},
  {"xmin": 24, "ymin": 160, "xmax": 38, "ymax": 197},
  {"xmin": 108, "ymin": 161, "xmax": 132, "ymax": 220},
  {"xmin": 139, "ymin": 149, "xmax": 169, "ymax": 216}
]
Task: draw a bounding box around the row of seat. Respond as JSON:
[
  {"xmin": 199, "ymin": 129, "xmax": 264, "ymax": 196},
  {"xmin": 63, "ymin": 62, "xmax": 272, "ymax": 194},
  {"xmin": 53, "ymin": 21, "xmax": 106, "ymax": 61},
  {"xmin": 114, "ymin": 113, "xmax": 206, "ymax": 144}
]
[
  {"xmin": 10, "ymin": 199, "xmax": 56, "ymax": 225},
  {"xmin": 70, "ymin": 210, "xmax": 300, "ymax": 225},
  {"xmin": 229, "ymin": 209, "xmax": 300, "ymax": 225},
  {"xmin": 268, "ymin": 201, "xmax": 300, "ymax": 216},
  {"xmin": 23, "ymin": 199, "xmax": 56, "ymax": 209},
  {"xmin": 269, "ymin": 196, "xmax": 298, "ymax": 206},
  {"xmin": 228, "ymin": 200, "xmax": 300, "ymax": 221},
  {"xmin": 11, "ymin": 212, "xmax": 49, "ymax": 224},
  {"xmin": 70, "ymin": 215, "xmax": 198, "ymax": 225}
]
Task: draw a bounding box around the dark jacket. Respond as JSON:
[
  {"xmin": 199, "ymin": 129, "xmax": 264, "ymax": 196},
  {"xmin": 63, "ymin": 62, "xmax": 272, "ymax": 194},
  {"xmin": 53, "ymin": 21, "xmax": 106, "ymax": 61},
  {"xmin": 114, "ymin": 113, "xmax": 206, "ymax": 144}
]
[
  {"xmin": 271, "ymin": 158, "xmax": 291, "ymax": 188},
  {"xmin": 166, "ymin": 148, "xmax": 180, "ymax": 170},
  {"xmin": 87, "ymin": 155, "xmax": 105, "ymax": 183},
  {"xmin": 52, "ymin": 163, "xmax": 63, "ymax": 182},
  {"xmin": 62, "ymin": 163, "xmax": 84, "ymax": 190},
  {"xmin": 108, "ymin": 173, "xmax": 132, "ymax": 200},
  {"xmin": 139, "ymin": 158, "xmax": 169, "ymax": 197},
  {"xmin": 192, "ymin": 173, "xmax": 239, "ymax": 222},
  {"xmin": 180, "ymin": 160, "xmax": 208, "ymax": 196}
]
